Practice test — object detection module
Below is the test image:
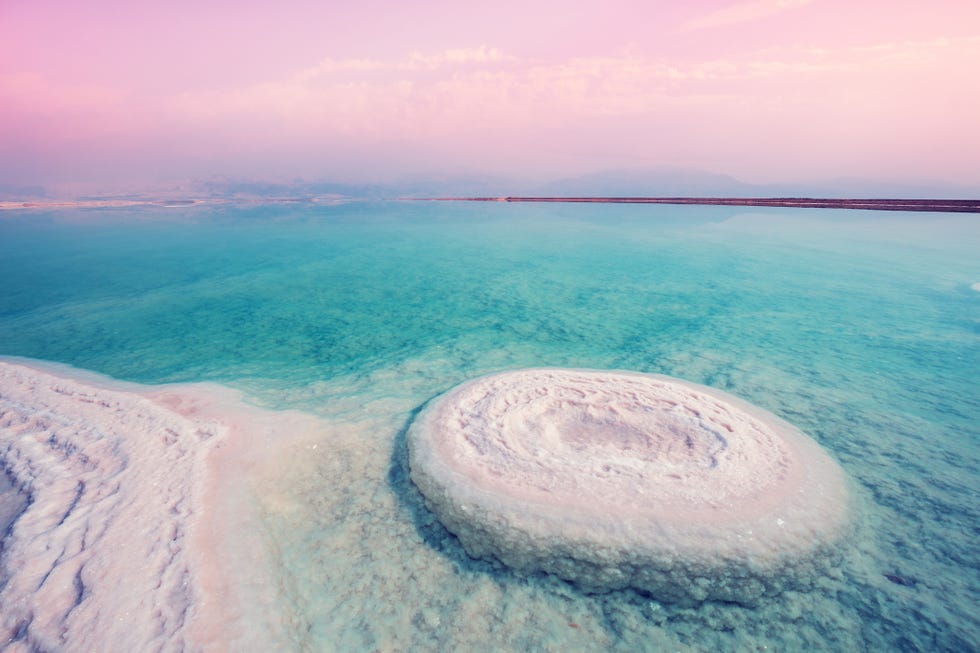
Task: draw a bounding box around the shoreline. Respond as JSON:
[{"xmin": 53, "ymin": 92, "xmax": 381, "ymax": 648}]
[
  {"xmin": 3, "ymin": 196, "xmax": 978, "ymax": 213},
  {"xmin": 0, "ymin": 197, "xmax": 348, "ymax": 211},
  {"xmin": 0, "ymin": 358, "xmax": 309, "ymax": 651},
  {"xmin": 409, "ymin": 196, "xmax": 980, "ymax": 213}
]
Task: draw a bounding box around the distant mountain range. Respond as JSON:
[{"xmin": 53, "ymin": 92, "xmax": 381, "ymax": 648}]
[
  {"xmin": 3, "ymin": 167, "xmax": 978, "ymax": 201},
  {"xmin": 534, "ymin": 167, "xmax": 980, "ymax": 200},
  {"xmin": 537, "ymin": 167, "xmax": 760, "ymax": 198}
]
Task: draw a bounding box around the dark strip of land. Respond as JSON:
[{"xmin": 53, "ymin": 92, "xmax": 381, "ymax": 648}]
[{"xmin": 417, "ymin": 197, "xmax": 980, "ymax": 213}]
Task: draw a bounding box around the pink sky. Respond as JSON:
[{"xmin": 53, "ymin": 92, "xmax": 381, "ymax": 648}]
[{"xmin": 1, "ymin": 0, "xmax": 979, "ymax": 188}]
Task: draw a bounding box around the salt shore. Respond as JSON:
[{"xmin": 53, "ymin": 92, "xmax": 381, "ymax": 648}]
[{"xmin": 0, "ymin": 359, "xmax": 310, "ymax": 652}]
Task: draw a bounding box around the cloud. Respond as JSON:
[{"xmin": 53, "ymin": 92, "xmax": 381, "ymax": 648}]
[
  {"xmin": 11, "ymin": 36, "xmax": 977, "ymax": 137},
  {"xmin": 405, "ymin": 46, "xmax": 515, "ymax": 69},
  {"xmin": 295, "ymin": 46, "xmax": 516, "ymax": 83},
  {"xmin": 157, "ymin": 35, "xmax": 979, "ymax": 159},
  {"xmin": 684, "ymin": 0, "xmax": 813, "ymax": 31},
  {"xmin": 4, "ymin": 36, "xmax": 978, "ymax": 183}
]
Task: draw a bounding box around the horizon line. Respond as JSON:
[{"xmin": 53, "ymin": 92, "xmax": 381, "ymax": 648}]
[
  {"xmin": 3, "ymin": 196, "xmax": 979, "ymax": 214},
  {"xmin": 404, "ymin": 197, "xmax": 980, "ymax": 213}
]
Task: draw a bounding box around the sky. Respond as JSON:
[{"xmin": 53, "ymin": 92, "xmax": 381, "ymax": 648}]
[{"xmin": 1, "ymin": 0, "xmax": 979, "ymax": 190}]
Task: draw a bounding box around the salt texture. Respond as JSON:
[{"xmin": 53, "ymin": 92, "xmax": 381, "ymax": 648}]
[
  {"xmin": 0, "ymin": 360, "xmax": 293, "ymax": 652},
  {"xmin": 408, "ymin": 368, "xmax": 851, "ymax": 604}
]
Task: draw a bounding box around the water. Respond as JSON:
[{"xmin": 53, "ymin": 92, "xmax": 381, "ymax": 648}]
[{"xmin": 0, "ymin": 201, "xmax": 978, "ymax": 651}]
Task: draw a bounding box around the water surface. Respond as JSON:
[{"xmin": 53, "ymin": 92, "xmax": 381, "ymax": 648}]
[{"xmin": 1, "ymin": 201, "xmax": 977, "ymax": 651}]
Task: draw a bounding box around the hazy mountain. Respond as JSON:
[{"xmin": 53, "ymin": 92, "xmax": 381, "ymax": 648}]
[
  {"xmin": 385, "ymin": 174, "xmax": 533, "ymax": 198},
  {"xmin": 4, "ymin": 169, "xmax": 977, "ymax": 202},
  {"xmin": 160, "ymin": 174, "xmax": 530, "ymax": 199},
  {"xmin": 532, "ymin": 167, "xmax": 980, "ymax": 199},
  {"xmin": 799, "ymin": 177, "xmax": 980, "ymax": 200},
  {"xmin": 534, "ymin": 166, "xmax": 770, "ymax": 197},
  {"xmin": 178, "ymin": 177, "xmax": 384, "ymax": 199}
]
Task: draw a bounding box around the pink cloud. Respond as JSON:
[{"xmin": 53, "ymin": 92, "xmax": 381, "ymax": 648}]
[
  {"xmin": 1, "ymin": 1, "xmax": 978, "ymax": 186},
  {"xmin": 132, "ymin": 35, "xmax": 977, "ymax": 182}
]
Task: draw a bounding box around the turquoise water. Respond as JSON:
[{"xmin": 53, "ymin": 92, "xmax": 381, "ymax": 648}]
[{"xmin": 1, "ymin": 201, "xmax": 978, "ymax": 651}]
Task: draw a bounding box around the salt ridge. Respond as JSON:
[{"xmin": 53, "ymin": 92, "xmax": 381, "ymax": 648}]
[{"xmin": 0, "ymin": 360, "xmax": 295, "ymax": 652}]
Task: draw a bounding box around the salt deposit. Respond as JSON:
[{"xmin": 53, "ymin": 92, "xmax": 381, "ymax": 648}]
[
  {"xmin": 407, "ymin": 368, "xmax": 851, "ymax": 604},
  {"xmin": 0, "ymin": 360, "xmax": 294, "ymax": 652}
]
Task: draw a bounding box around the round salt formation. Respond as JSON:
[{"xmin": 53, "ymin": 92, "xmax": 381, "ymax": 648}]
[{"xmin": 407, "ymin": 368, "xmax": 851, "ymax": 605}]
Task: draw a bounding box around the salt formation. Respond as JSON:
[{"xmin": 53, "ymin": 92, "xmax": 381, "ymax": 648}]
[
  {"xmin": 0, "ymin": 360, "xmax": 291, "ymax": 652},
  {"xmin": 407, "ymin": 368, "xmax": 851, "ymax": 604}
]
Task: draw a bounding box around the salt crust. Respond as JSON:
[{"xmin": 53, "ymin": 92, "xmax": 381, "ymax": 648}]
[
  {"xmin": 0, "ymin": 359, "xmax": 294, "ymax": 652},
  {"xmin": 408, "ymin": 368, "xmax": 851, "ymax": 604}
]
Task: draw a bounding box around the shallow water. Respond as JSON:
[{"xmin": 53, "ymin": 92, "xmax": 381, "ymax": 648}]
[{"xmin": 0, "ymin": 201, "xmax": 978, "ymax": 651}]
